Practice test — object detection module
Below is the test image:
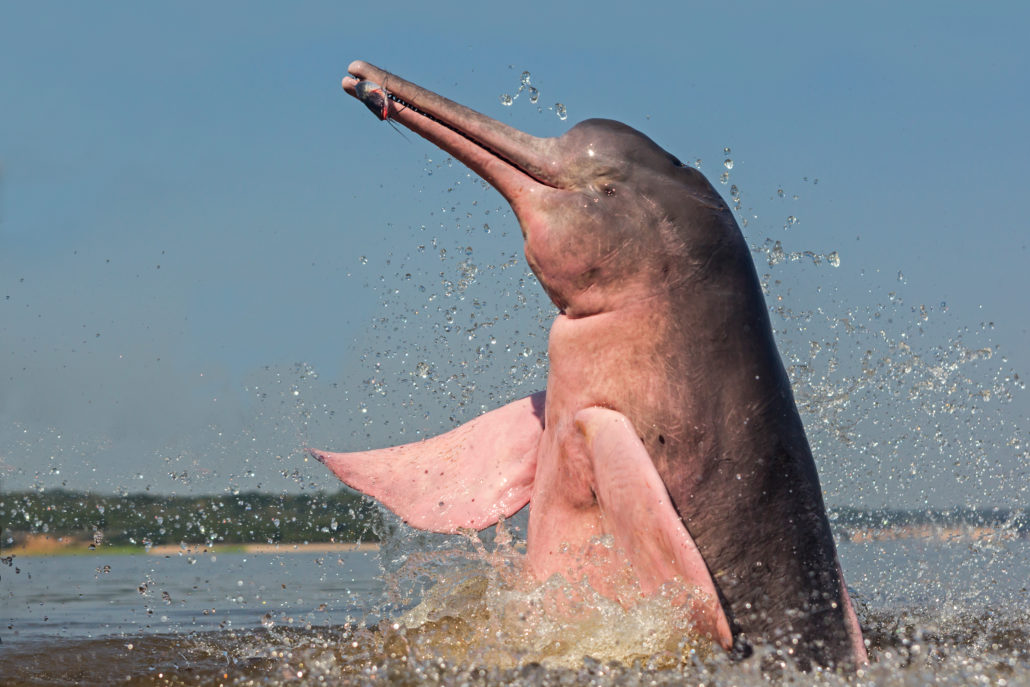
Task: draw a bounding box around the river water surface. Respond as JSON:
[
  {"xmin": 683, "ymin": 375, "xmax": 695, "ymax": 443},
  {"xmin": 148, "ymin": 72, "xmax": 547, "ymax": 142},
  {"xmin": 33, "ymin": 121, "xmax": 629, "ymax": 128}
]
[{"xmin": 2, "ymin": 536, "xmax": 1028, "ymax": 686}]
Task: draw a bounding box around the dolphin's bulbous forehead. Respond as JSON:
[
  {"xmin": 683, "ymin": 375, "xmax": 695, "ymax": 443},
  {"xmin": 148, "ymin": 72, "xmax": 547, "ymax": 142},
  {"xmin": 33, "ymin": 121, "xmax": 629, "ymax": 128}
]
[{"xmin": 547, "ymin": 118, "xmax": 688, "ymax": 186}]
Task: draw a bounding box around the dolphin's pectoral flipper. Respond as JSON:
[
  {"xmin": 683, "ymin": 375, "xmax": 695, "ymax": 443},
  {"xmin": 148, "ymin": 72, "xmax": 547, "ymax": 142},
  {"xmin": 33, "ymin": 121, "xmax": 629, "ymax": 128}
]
[
  {"xmin": 575, "ymin": 407, "xmax": 733, "ymax": 649},
  {"xmin": 836, "ymin": 559, "xmax": 870, "ymax": 664},
  {"xmin": 309, "ymin": 391, "xmax": 544, "ymax": 533}
]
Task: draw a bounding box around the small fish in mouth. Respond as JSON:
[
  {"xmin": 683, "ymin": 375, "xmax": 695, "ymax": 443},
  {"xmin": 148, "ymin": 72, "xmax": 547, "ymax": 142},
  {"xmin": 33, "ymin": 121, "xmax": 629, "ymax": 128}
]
[{"xmin": 354, "ymin": 80, "xmax": 391, "ymax": 121}]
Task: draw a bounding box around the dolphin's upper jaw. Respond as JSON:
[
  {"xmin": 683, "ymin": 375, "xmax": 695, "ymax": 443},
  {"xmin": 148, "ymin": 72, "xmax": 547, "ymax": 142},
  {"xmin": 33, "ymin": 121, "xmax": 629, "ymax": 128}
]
[
  {"xmin": 342, "ymin": 61, "xmax": 561, "ymax": 208},
  {"xmin": 360, "ymin": 82, "xmax": 542, "ymax": 187}
]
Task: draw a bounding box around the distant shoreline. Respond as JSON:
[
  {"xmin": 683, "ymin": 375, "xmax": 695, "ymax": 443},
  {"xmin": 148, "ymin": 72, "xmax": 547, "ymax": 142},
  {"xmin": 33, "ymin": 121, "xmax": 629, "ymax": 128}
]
[
  {"xmin": 2, "ymin": 534, "xmax": 380, "ymax": 558},
  {"xmin": 4, "ymin": 526, "xmax": 1026, "ymax": 558}
]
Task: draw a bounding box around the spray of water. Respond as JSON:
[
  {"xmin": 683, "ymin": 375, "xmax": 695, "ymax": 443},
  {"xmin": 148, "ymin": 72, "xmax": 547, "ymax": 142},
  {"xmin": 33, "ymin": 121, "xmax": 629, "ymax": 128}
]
[{"xmin": 4, "ymin": 77, "xmax": 1028, "ymax": 687}]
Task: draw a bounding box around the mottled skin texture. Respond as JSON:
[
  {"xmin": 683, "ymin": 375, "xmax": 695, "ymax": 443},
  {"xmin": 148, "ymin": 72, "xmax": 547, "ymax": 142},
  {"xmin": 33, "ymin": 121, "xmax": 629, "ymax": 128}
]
[{"xmin": 318, "ymin": 61, "xmax": 866, "ymax": 669}]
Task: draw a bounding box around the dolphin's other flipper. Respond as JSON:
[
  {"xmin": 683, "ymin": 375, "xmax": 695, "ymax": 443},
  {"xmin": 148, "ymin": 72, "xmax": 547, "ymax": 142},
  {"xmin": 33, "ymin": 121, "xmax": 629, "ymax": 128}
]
[
  {"xmin": 310, "ymin": 392, "xmax": 545, "ymax": 533},
  {"xmin": 575, "ymin": 406, "xmax": 733, "ymax": 649},
  {"xmin": 836, "ymin": 559, "xmax": 870, "ymax": 664}
]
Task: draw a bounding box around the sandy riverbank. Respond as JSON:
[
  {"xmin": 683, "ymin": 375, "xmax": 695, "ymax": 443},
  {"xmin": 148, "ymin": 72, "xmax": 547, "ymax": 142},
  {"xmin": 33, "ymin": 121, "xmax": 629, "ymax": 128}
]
[
  {"xmin": 146, "ymin": 541, "xmax": 381, "ymax": 555},
  {"xmin": 2, "ymin": 534, "xmax": 379, "ymax": 557},
  {"xmin": 843, "ymin": 525, "xmax": 1024, "ymax": 543}
]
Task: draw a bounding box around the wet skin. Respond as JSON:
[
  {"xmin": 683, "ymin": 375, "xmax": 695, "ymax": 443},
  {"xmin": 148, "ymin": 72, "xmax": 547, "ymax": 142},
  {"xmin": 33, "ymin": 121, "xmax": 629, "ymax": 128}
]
[{"xmin": 312, "ymin": 61, "xmax": 867, "ymax": 669}]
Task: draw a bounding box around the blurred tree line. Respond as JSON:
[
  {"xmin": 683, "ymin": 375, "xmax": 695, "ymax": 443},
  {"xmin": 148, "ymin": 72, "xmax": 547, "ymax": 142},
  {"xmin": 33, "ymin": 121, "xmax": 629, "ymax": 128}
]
[
  {"xmin": 1, "ymin": 489, "xmax": 381, "ymax": 548},
  {"xmin": 1, "ymin": 490, "xmax": 1026, "ymax": 551},
  {"xmin": 828, "ymin": 506, "xmax": 1029, "ymax": 533}
]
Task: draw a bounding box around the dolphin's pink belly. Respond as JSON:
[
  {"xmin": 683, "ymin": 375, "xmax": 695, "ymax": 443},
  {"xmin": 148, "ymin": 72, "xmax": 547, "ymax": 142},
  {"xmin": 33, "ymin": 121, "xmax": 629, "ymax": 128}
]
[{"xmin": 524, "ymin": 310, "xmax": 677, "ymax": 584}]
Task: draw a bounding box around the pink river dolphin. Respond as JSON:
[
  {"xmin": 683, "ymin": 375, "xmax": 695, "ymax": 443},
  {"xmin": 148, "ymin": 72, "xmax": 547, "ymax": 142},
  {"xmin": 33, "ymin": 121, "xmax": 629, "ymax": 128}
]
[{"xmin": 311, "ymin": 61, "xmax": 867, "ymax": 670}]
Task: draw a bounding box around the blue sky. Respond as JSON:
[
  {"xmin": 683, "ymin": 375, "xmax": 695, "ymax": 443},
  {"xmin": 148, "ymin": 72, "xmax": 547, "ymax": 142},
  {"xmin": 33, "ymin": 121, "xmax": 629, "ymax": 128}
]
[{"xmin": 1, "ymin": 2, "xmax": 1027, "ymax": 508}]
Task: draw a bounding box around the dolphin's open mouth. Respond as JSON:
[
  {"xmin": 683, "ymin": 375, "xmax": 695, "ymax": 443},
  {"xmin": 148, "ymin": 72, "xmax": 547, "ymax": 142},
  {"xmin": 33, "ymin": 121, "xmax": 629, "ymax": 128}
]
[{"xmin": 342, "ymin": 61, "xmax": 560, "ymax": 202}]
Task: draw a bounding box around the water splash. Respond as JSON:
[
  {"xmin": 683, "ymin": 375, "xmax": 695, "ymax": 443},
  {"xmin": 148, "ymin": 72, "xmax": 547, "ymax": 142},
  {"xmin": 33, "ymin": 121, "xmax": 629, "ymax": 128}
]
[
  {"xmin": 332, "ymin": 138, "xmax": 1029, "ymax": 680},
  {"xmin": 6, "ymin": 104, "xmax": 1027, "ymax": 686},
  {"xmin": 500, "ymin": 69, "xmax": 568, "ymax": 121},
  {"xmin": 0, "ymin": 598, "xmax": 1026, "ymax": 684}
]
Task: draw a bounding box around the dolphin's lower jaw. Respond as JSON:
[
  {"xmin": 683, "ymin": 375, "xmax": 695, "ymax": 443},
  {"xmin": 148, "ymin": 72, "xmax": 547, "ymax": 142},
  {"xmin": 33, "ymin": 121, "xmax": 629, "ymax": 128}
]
[{"xmin": 319, "ymin": 60, "xmax": 867, "ymax": 670}]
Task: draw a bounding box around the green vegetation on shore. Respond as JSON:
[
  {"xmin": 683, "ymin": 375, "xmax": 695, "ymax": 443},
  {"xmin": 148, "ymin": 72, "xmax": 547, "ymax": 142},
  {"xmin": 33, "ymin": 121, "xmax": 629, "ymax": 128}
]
[
  {"xmin": 1, "ymin": 489, "xmax": 381, "ymax": 550},
  {"xmin": 2, "ymin": 490, "xmax": 1027, "ymax": 552}
]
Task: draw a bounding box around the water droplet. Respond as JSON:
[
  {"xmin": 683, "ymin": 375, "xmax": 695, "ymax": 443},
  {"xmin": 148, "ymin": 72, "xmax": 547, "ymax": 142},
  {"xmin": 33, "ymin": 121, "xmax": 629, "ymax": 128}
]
[
  {"xmin": 555, "ymin": 103, "xmax": 567, "ymax": 120},
  {"xmin": 520, "ymin": 71, "xmax": 531, "ymax": 86},
  {"xmin": 724, "ymin": 158, "xmax": 734, "ymax": 170},
  {"xmin": 828, "ymin": 251, "xmax": 841, "ymax": 267},
  {"xmin": 499, "ymin": 94, "xmax": 514, "ymax": 107},
  {"xmin": 415, "ymin": 362, "xmax": 431, "ymax": 378},
  {"xmin": 358, "ymin": 256, "xmax": 368, "ymax": 265}
]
